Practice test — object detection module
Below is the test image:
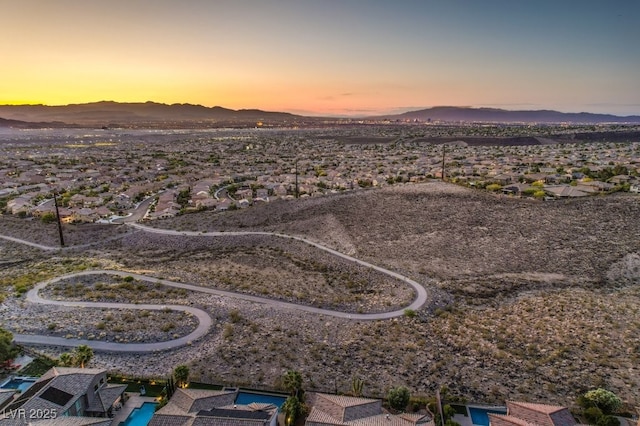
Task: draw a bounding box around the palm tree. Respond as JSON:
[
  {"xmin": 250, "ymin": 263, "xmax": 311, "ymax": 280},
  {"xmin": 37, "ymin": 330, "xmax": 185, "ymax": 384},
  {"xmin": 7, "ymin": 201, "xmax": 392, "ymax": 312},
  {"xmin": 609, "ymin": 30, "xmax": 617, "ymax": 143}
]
[
  {"xmin": 282, "ymin": 370, "xmax": 303, "ymax": 400},
  {"xmin": 58, "ymin": 352, "xmax": 74, "ymax": 367},
  {"xmin": 281, "ymin": 396, "xmax": 300, "ymax": 426},
  {"xmin": 73, "ymin": 345, "xmax": 93, "ymax": 368},
  {"xmin": 173, "ymin": 365, "xmax": 190, "ymax": 388}
]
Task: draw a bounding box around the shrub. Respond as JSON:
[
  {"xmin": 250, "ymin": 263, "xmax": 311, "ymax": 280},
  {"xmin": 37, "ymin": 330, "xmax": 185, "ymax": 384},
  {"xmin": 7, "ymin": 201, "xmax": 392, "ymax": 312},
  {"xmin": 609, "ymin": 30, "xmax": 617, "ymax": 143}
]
[
  {"xmin": 533, "ymin": 190, "xmax": 546, "ymax": 199},
  {"xmin": 580, "ymin": 388, "xmax": 622, "ymax": 415},
  {"xmin": 229, "ymin": 309, "xmax": 242, "ymax": 323},
  {"xmin": 404, "ymin": 309, "xmax": 416, "ymax": 318},
  {"xmin": 387, "ymin": 386, "xmax": 410, "ymax": 411},
  {"xmin": 41, "ymin": 212, "xmax": 57, "ymax": 224},
  {"xmin": 597, "ymin": 416, "xmax": 620, "ymax": 426},
  {"xmin": 584, "ymin": 407, "xmax": 603, "ymax": 424},
  {"xmin": 223, "ymin": 324, "xmax": 234, "ymax": 340},
  {"xmin": 161, "ymin": 323, "xmax": 175, "ymax": 332}
]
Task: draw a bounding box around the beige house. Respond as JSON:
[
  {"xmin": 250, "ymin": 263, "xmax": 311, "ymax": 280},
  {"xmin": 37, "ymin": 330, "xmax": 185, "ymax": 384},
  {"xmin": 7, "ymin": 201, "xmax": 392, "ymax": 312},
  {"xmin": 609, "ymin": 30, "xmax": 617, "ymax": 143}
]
[
  {"xmin": 488, "ymin": 401, "xmax": 577, "ymax": 426},
  {"xmin": 305, "ymin": 393, "xmax": 433, "ymax": 426},
  {"xmin": 149, "ymin": 388, "xmax": 278, "ymax": 426}
]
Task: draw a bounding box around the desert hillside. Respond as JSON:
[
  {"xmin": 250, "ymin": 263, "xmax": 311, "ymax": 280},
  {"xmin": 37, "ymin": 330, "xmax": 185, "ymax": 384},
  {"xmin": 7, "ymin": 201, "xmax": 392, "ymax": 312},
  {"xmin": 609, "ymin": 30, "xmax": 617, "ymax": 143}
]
[{"xmin": 2, "ymin": 181, "xmax": 639, "ymax": 407}]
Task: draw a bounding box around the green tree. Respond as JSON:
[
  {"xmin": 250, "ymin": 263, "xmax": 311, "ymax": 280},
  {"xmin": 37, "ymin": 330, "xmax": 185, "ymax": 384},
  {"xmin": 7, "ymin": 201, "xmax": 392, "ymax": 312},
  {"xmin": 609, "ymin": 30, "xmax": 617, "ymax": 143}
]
[
  {"xmin": 580, "ymin": 388, "xmax": 622, "ymax": 415},
  {"xmin": 387, "ymin": 386, "xmax": 410, "ymax": 411},
  {"xmin": 597, "ymin": 415, "xmax": 620, "ymax": 426},
  {"xmin": 281, "ymin": 396, "xmax": 302, "ymax": 426},
  {"xmin": 173, "ymin": 365, "xmax": 190, "ymax": 388},
  {"xmin": 486, "ymin": 183, "xmax": 502, "ymax": 192},
  {"xmin": 533, "ymin": 190, "xmax": 546, "ymax": 199},
  {"xmin": 612, "ymin": 164, "xmax": 628, "ymax": 177},
  {"xmin": 58, "ymin": 352, "xmax": 74, "ymax": 367},
  {"xmin": 428, "ymin": 399, "xmax": 461, "ymax": 426},
  {"xmin": 41, "ymin": 212, "xmax": 57, "ymax": 224},
  {"xmin": 74, "ymin": 345, "xmax": 93, "ymax": 368},
  {"xmin": 176, "ymin": 188, "xmax": 191, "ymax": 208},
  {"xmin": 584, "ymin": 407, "xmax": 603, "ymax": 424},
  {"xmin": 0, "ymin": 327, "xmax": 18, "ymax": 363},
  {"xmin": 282, "ymin": 370, "xmax": 304, "ymax": 400}
]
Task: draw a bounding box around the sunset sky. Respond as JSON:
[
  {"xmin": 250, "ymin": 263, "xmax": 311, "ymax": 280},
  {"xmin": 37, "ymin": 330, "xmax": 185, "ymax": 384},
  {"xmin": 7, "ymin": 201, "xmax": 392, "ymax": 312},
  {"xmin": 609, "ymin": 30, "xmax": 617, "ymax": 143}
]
[{"xmin": 2, "ymin": 0, "xmax": 639, "ymax": 116}]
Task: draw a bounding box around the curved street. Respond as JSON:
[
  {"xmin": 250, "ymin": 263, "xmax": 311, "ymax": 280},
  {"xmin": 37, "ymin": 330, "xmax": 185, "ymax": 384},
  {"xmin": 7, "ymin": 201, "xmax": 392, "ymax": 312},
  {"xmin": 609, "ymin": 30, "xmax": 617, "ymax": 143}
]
[
  {"xmin": 4, "ymin": 223, "xmax": 431, "ymax": 353},
  {"xmin": 15, "ymin": 270, "xmax": 213, "ymax": 353},
  {"xmin": 127, "ymin": 222, "xmax": 429, "ymax": 319}
]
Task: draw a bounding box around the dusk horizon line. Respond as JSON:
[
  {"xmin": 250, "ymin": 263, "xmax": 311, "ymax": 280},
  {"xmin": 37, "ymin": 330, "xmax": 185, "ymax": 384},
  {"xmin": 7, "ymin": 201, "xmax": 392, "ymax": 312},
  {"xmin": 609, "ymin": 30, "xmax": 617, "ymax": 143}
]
[{"xmin": 1, "ymin": 100, "xmax": 639, "ymax": 119}]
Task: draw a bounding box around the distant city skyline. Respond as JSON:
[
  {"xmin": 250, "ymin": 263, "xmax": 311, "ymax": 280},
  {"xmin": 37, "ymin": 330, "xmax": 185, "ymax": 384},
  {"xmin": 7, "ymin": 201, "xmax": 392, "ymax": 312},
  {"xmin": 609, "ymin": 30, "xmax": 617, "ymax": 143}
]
[{"xmin": 2, "ymin": 0, "xmax": 639, "ymax": 116}]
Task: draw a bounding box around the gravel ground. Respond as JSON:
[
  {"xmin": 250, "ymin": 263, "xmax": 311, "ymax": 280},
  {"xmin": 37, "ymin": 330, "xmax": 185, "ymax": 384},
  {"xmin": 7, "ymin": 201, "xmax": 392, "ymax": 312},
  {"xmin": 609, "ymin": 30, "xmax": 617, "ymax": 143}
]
[
  {"xmin": 2, "ymin": 181, "xmax": 640, "ymax": 408},
  {"xmin": 104, "ymin": 232, "xmax": 415, "ymax": 314},
  {"xmin": 0, "ymin": 216, "xmax": 133, "ymax": 247}
]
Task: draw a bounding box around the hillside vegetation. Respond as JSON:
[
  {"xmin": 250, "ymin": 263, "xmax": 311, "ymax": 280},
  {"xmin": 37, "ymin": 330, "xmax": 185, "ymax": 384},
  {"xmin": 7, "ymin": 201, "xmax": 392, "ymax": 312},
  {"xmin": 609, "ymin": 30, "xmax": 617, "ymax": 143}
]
[{"xmin": 2, "ymin": 181, "xmax": 639, "ymax": 407}]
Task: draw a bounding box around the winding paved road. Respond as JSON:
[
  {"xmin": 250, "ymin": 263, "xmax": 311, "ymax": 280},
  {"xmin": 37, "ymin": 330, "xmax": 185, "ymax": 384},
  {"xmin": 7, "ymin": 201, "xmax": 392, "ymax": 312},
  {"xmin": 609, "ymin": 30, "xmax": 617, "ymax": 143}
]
[
  {"xmin": 15, "ymin": 270, "xmax": 213, "ymax": 353},
  {"xmin": 3, "ymin": 223, "xmax": 431, "ymax": 353}
]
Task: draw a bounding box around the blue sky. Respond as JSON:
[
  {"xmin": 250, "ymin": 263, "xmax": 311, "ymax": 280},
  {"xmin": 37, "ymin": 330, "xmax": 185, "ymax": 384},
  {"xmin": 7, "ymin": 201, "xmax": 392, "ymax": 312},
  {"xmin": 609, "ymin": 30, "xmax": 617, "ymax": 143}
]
[{"xmin": 1, "ymin": 0, "xmax": 639, "ymax": 115}]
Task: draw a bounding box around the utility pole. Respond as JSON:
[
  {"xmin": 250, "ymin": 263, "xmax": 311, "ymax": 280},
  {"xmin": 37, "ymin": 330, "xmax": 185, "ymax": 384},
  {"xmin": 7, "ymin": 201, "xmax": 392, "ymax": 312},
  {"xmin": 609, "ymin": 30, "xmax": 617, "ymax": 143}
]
[
  {"xmin": 295, "ymin": 159, "xmax": 299, "ymax": 199},
  {"xmin": 53, "ymin": 192, "xmax": 65, "ymax": 247},
  {"xmin": 436, "ymin": 386, "xmax": 445, "ymax": 426},
  {"xmin": 441, "ymin": 144, "xmax": 447, "ymax": 181}
]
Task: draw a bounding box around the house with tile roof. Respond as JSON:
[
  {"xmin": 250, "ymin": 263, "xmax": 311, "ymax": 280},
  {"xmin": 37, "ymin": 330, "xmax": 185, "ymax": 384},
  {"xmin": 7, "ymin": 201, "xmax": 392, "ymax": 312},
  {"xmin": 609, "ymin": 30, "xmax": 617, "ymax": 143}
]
[
  {"xmin": 0, "ymin": 367, "xmax": 125, "ymax": 426},
  {"xmin": 305, "ymin": 393, "xmax": 434, "ymax": 426},
  {"xmin": 148, "ymin": 388, "xmax": 277, "ymax": 426},
  {"xmin": 488, "ymin": 401, "xmax": 577, "ymax": 426}
]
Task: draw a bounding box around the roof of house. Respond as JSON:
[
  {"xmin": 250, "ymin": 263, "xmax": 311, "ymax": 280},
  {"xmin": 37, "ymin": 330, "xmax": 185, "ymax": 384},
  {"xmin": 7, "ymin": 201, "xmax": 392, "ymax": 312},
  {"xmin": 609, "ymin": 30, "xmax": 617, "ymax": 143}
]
[
  {"xmin": 148, "ymin": 414, "xmax": 194, "ymax": 426},
  {"xmin": 151, "ymin": 389, "xmax": 276, "ymax": 426},
  {"xmin": 2, "ymin": 367, "xmax": 123, "ymax": 420},
  {"xmin": 544, "ymin": 185, "xmax": 589, "ymax": 197},
  {"xmin": 29, "ymin": 418, "xmax": 113, "ymax": 426},
  {"xmin": 503, "ymin": 401, "xmax": 577, "ymax": 426},
  {"xmin": 489, "ymin": 413, "xmax": 536, "ymax": 426},
  {"xmin": 0, "ymin": 389, "xmax": 17, "ymax": 411},
  {"xmin": 508, "ymin": 402, "xmax": 566, "ymax": 415},
  {"xmin": 196, "ymin": 408, "xmax": 271, "ymax": 421},
  {"xmin": 349, "ymin": 413, "xmax": 427, "ymax": 425},
  {"xmin": 316, "ymin": 394, "xmax": 379, "ymax": 408},
  {"xmin": 305, "ymin": 393, "xmax": 432, "ymax": 426},
  {"xmin": 306, "ymin": 406, "xmax": 344, "ymax": 424},
  {"xmin": 159, "ymin": 388, "xmax": 236, "ymax": 414}
]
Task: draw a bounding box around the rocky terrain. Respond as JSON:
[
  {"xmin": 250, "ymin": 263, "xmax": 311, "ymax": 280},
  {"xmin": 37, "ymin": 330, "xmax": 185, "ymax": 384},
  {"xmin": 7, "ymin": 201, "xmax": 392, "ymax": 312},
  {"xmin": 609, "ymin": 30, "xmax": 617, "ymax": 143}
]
[{"xmin": 1, "ymin": 181, "xmax": 639, "ymax": 409}]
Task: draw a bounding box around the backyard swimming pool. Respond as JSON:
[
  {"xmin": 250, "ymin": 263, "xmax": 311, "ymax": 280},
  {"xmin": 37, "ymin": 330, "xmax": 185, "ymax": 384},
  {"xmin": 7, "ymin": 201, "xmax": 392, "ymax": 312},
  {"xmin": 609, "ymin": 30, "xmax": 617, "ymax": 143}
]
[
  {"xmin": 468, "ymin": 406, "xmax": 507, "ymax": 426},
  {"xmin": 0, "ymin": 377, "xmax": 37, "ymax": 393},
  {"xmin": 120, "ymin": 402, "xmax": 157, "ymax": 426},
  {"xmin": 235, "ymin": 391, "xmax": 286, "ymax": 408}
]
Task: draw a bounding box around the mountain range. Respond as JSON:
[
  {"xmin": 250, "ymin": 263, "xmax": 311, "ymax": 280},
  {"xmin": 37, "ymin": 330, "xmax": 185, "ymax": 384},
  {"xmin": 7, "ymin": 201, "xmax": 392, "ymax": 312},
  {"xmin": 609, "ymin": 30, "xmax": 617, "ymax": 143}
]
[
  {"xmin": 0, "ymin": 101, "xmax": 299, "ymax": 128},
  {"xmin": 0, "ymin": 102, "xmax": 639, "ymax": 127},
  {"xmin": 375, "ymin": 106, "xmax": 640, "ymax": 124}
]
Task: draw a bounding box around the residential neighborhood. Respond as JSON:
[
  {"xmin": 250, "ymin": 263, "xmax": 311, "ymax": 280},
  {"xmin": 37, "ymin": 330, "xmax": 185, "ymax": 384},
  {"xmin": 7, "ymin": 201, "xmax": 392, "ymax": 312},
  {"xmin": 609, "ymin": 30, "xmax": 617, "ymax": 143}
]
[
  {"xmin": 1, "ymin": 127, "xmax": 639, "ymax": 222},
  {"xmin": 0, "ymin": 363, "xmax": 636, "ymax": 426},
  {"xmin": 0, "ymin": 125, "xmax": 639, "ymax": 426}
]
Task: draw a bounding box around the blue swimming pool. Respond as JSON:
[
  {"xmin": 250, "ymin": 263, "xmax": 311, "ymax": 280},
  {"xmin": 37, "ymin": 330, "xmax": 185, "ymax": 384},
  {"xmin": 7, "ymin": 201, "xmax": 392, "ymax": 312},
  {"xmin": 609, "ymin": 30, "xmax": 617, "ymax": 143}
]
[
  {"xmin": 235, "ymin": 392, "xmax": 287, "ymax": 408},
  {"xmin": 120, "ymin": 402, "xmax": 158, "ymax": 426},
  {"xmin": 468, "ymin": 406, "xmax": 507, "ymax": 426},
  {"xmin": 0, "ymin": 377, "xmax": 37, "ymax": 393}
]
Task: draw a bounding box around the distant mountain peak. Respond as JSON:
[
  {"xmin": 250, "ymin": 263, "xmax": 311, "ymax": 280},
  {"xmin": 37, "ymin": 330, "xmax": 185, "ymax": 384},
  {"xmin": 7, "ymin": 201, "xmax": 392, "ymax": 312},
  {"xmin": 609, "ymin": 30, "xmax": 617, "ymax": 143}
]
[
  {"xmin": 0, "ymin": 101, "xmax": 300, "ymax": 127},
  {"xmin": 374, "ymin": 106, "xmax": 640, "ymax": 123}
]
